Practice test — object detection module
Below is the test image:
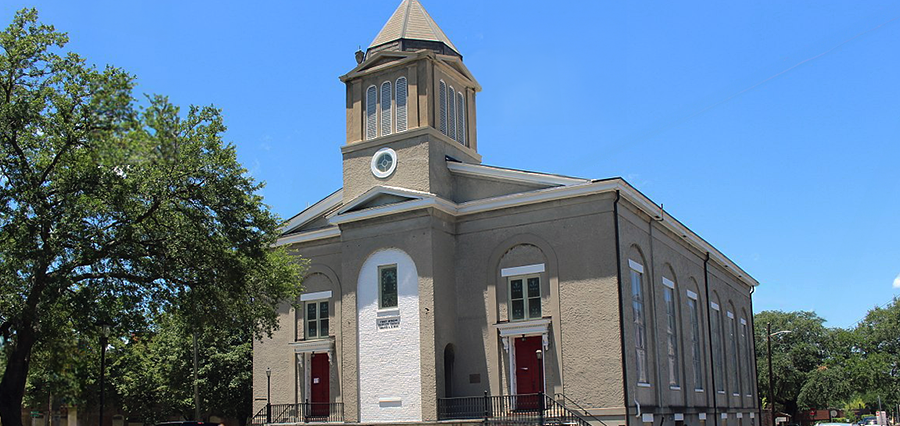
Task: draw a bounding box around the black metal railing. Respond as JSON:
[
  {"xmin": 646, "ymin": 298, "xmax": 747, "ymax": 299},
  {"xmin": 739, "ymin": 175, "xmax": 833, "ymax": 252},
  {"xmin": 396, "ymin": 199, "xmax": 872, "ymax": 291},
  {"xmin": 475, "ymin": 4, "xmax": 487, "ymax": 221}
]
[
  {"xmin": 554, "ymin": 393, "xmax": 609, "ymax": 426},
  {"xmin": 438, "ymin": 392, "xmax": 593, "ymax": 426},
  {"xmin": 248, "ymin": 401, "xmax": 344, "ymax": 425}
]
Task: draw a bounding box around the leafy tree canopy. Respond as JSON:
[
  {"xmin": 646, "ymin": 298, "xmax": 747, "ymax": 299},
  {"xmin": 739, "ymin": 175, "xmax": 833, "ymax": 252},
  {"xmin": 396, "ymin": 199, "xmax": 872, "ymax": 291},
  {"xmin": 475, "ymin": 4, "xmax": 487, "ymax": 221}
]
[{"xmin": 0, "ymin": 9, "xmax": 305, "ymax": 426}]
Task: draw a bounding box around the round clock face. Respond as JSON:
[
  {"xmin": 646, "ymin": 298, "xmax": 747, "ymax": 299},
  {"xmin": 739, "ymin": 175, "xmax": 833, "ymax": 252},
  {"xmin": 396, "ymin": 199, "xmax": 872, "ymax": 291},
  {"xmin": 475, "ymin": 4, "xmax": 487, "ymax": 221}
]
[{"xmin": 370, "ymin": 147, "xmax": 397, "ymax": 178}]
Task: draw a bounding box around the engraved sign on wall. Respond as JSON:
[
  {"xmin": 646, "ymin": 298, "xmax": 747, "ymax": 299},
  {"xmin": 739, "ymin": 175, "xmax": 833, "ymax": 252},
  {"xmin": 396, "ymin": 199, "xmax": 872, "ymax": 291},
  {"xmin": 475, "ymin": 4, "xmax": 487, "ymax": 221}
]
[{"xmin": 377, "ymin": 317, "xmax": 400, "ymax": 330}]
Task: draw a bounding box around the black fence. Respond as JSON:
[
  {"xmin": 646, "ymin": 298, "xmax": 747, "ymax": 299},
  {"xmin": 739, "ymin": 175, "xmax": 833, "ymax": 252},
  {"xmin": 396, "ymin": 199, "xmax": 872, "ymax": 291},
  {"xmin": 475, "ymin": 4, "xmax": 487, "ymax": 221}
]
[
  {"xmin": 437, "ymin": 392, "xmax": 592, "ymax": 426},
  {"xmin": 249, "ymin": 401, "xmax": 344, "ymax": 425}
]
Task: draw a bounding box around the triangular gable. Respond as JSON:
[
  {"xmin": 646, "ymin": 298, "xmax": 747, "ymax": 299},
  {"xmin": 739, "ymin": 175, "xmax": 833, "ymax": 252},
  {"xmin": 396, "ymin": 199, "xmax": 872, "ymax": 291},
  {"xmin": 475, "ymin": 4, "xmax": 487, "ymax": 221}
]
[
  {"xmin": 331, "ymin": 186, "xmax": 433, "ymax": 217},
  {"xmin": 280, "ymin": 189, "xmax": 343, "ymax": 236}
]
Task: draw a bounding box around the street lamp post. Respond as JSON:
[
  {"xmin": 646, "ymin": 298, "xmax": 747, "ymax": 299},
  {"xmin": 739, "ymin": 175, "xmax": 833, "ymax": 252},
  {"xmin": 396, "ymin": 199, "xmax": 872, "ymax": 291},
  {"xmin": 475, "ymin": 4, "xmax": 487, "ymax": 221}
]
[
  {"xmin": 266, "ymin": 367, "xmax": 272, "ymax": 423},
  {"xmin": 98, "ymin": 322, "xmax": 111, "ymax": 426},
  {"xmin": 767, "ymin": 324, "xmax": 792, "ymax": 426}
]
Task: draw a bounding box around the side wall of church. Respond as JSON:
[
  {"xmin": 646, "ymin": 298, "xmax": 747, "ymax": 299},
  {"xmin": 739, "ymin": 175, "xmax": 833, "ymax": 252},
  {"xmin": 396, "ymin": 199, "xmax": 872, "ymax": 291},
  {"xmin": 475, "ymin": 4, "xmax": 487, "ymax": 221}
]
[
  {"xmin": 617, "ymin": 199, "xmax": 758, "ymax": 426},
  {"xmin": 449, "ymin": 192, "xmax": 625, "ymax": 415}
]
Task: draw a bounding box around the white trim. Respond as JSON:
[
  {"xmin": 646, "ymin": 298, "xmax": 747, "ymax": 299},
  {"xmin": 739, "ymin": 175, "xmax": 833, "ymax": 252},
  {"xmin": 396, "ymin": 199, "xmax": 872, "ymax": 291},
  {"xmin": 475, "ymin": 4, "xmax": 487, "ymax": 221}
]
[
  {"xmin": 740, "ymin": 318, "xmax": 747, "ymax": 325},
  {"xmin": 721, "ymin": 413, "xmax": 728, "ymax": 419},
  {"xmin": 371, "ymin": 147, "xmax": 398, "ymax": 178},
  {"xmin": 300, "ymin": 290, "xmax": 333, "ymax": 301},
  {"xmin": 750, "ymin": 413, "xmax": 755, "ymax": 419},
  {"xmin": 300, "ymin": 290, "xmax": 331, "ymax": 302},
  {"xmin": 289, "ymin": 337, "xmax": 334, "ymax": 354},
  {"xmin": 737, "ymin": 413, "xmax": 744, "ymax": 419},
  {"xmin": 628, "ymin": 259, "xmax": 644, "ymax": 274},
  {"xmin": 662, "ymin": 277, "xmax": 675, "ymax": 289},
  {"xmin": 675, "ymin": 414, "xmax": 684, "ymax": 421},
  {"xmin": 494, "ymin": 318, "xmax": 551, "ymax": 337},
  {"xmin": 446, "ymin": 161, "xmax": 589, "ymax": 186},
  {"xmin": 637, "ymin": 382, "xmax": 651, "ymax": 388},
  {"xmin": 670, "ymin": 385, "xmax": 681, "ymax": 391},
  {"xmin": 273, "ymin": 177, "xmax": 759, "ymax": 289},
  {"xmin": 642, "ymin": 414, "xmax": 654, "ymax": 423},
  {"xmin": 687, "ymin": 290, "xmax": 699, "ymax": 300},
  {"xmin": 280, "ymin": 189, "xmax": 343, "ymax": 235},
  {"xmin": 727, "ymin": 311, "xmax": 735, "ymax": 319},
  {"xmin": 501, "ymin": 263, "xmax": 545, "ymax": 277},
  {"xmin": 330, "ymin": 195, "xmax": 456, "ymax": 225},
  {"xmin": 695, "ymin": 388, "xmax": 704, "ymax": 393},
  {"xmin": 274, "ymin": 227, "xmax": 341, "ymax": 247},
  {"xmin": 711, "ymin": 302, "xmax": 720, "ymax": 311},
  {"xmin": 699, "ymin": 413, "xmax": 707, "ymax": 421},
  {"xmin": 378, "ymin": 397, "xmax": 402, "ymax": 403},
  {"xmin": 333, "ymin": 185, "xmax": 430, "ymax": 216}
]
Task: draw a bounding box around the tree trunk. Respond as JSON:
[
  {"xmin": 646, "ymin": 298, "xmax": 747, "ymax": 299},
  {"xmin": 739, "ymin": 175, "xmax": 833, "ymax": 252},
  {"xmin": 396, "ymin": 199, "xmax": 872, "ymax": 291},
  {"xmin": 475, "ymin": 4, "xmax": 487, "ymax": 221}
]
[{"xmin": 0, "ymin": 326, "xmax": 37, "ymax": 426}]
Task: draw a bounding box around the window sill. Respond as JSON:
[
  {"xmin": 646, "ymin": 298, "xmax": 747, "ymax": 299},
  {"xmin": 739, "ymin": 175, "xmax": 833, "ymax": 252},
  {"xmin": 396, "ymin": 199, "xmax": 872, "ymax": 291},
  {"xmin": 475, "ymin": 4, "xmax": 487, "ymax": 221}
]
[
  {"xmin": 694, "ymin": 389, "xmax": 704, "ymax": 393},
  {"xmin": 732, "ymin": 393, "xmax": 740, "ymax": 397},
  {"xmin": 377, "ymin": 308, "xmax": 400, "ymax": 317},
  {"xmin": 717, "ymin": 391, "xmax": 725, "ymax": 394},
  {"xmin": 670, "ymin": 386, "xmax": 681, "ymax": 391},
  {"xmin": 637, "ymin": 382, "xmax": 652, "ymax": 388}
]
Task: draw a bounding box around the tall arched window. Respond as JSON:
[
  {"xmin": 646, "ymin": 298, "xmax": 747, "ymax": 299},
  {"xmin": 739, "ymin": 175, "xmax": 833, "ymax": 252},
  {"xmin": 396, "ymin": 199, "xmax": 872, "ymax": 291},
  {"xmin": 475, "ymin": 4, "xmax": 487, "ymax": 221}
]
[
  {"xmin": 728, "ymin": 304, "xmax": 740, "ymax": 395},
  {"xmin": 396, "ymin": 77, "xmax": 407, "ymax": 133},
  {"xmin": 381, "ymin": 81, "xmax": 392, "ymax": 137},
  {"xmin": 456, "ymin": 92, "xmax": 466, "ymax": 146},
  {"xmin": 439, "ymin": 80, "xmax": 447, "ymax": 135},
  {"xmin": 710, "ymin": 296, "xmax": 725, "ymax": 393},
  {"xmin": 448, "ymin": 85, "xmax": 456, "ymax": 139},
  {"xmin": 366, "ymin": 85, "xmax": 377, "ymax": 140},
  {"xmin": 686, "ymin": 281, "xmax": 703, "ymax": 391},
  {"xmin": 662, "ymin": 275, "xmax": 679, "ymax": 388},
  {"xmin": 629, "ymin": 258, "xmax": 649, "ymax": 384}
]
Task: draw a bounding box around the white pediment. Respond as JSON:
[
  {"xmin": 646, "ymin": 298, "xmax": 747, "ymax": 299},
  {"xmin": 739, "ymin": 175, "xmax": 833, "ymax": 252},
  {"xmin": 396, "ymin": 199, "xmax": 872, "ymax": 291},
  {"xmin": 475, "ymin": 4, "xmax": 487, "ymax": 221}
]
[{"xmin": 331, "ymin": 186, "xmax": 433, "ymax": 217}]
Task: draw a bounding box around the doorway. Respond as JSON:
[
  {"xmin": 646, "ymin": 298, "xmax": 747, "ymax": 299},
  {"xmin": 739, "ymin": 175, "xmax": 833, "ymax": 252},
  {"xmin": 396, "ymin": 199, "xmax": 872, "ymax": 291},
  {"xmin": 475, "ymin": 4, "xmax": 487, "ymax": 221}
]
[
  {"xmin": 309, "ymin": 353, "xmax": 329, "ymax": 417},
  {"xmin": 514, "ymin": 336, "xmax": 544, "ymax": 410}
]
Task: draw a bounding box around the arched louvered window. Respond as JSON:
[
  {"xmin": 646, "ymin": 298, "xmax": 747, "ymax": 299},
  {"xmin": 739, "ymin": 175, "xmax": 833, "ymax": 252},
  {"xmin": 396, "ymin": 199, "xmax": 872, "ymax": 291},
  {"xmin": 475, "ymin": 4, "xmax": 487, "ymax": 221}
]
[
  {"xmin": 396, "ymin": 77, "xmax": 407, "ymax": 132},
  {"xmin": 447, "ymin": 86, "xmax": 456, "ymax": 140},
  {"xmin": 439, "ymin": 80, "xmax": 447, "ymax": 135},
  {"xmin": 365, "ymin": 85, "xmax": 377, "ymax": 140},
  {"xmin": 381, "ymin": 81, "xmax": 392, "ymax": 136},
  {"xmin": 456, "ymin": 92, "xmax": 466, "ymax": 146}
]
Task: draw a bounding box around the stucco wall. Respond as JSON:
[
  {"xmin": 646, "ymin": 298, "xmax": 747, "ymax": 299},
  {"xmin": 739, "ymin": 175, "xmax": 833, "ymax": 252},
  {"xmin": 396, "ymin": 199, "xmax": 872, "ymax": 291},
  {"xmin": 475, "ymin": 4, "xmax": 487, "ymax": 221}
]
[
  {"xmin": 616, "ymin": 199, "xmax": 758, "ymax": 426},
  {"xmin": 357, "ymin": 248, "xmax": 423, "ymax": 422}
]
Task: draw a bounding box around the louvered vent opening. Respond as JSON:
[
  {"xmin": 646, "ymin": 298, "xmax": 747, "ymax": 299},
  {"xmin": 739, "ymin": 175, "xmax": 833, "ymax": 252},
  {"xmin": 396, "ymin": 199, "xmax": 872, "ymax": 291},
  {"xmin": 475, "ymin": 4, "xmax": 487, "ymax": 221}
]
[
  {"xmin": 381, "ymin": 81, "xmax": 392, "ymax": 137},
  {"xmin": 396, "ymin": 77, "xmax": 408, "ymax": 132},
  {"xmin": 457, "ymin": 92, "xmax": 466, "ymax": 146},
  {"xmin": 366, "ymin": 85, "xmax": 377, "ymax": 140},
  {"xmin": 439, "ymin": 81, "xmax": 447, "ymax": 135},
  {"xmin": 447, "ymin": 85, "xmax": 456, "ymax": 140}
]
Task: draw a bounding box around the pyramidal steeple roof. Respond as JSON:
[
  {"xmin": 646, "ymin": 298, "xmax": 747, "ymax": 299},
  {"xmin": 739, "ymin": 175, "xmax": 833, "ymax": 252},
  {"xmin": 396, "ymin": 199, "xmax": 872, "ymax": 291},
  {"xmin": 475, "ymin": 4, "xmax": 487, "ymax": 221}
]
[{"xmin": 368, "ymin": 0, "xmax": 460, "ymax": 57}]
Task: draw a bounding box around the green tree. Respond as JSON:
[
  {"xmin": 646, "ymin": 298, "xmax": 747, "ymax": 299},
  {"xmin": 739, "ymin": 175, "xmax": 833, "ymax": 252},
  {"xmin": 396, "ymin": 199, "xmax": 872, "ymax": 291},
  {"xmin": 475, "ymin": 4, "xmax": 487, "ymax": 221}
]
[
  {"xmin": 0, "ymin": 9, "xmax": 304, "ymax": 426},
  {"xmin": 111, "ymin": 313, "xmax": 256, "ymax": 425},
  {"xmin": 755, "ymin": 311, "xmax": 830, "ymax": 417},
  {"xmin": 852, "ymin": 297, "xmax": 900, "ymax": 410}
]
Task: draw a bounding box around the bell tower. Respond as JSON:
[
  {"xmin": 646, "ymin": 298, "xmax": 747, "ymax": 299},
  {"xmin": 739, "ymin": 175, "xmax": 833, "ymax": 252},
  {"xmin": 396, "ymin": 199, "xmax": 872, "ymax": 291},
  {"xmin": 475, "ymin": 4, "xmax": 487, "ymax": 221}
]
[{"xmin": 339, "ymin": 0, "xmax": 481, "ymax": 201}]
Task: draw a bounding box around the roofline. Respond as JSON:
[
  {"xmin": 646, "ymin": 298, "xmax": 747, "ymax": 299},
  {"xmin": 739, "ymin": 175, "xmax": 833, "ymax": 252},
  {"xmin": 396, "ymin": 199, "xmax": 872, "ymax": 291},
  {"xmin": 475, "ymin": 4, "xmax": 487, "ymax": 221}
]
[
  {"xmin": 274, "ymin": 179, "xmax": 758, "ymax": 288},
  {"xmin": 447, "ymin": 161, "xmax": 590, "ymax": 186},
  {"xmin": 279, "ymin": 189, "xmax": 343, "ymax": 235}
]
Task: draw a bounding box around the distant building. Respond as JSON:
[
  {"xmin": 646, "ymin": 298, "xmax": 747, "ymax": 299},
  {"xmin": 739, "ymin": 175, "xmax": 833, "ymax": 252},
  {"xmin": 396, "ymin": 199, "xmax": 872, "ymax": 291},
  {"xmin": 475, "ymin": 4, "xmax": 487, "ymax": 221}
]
[{"xmin": 253, "ymin": 1, "xmax": 760, "ymax": 426}]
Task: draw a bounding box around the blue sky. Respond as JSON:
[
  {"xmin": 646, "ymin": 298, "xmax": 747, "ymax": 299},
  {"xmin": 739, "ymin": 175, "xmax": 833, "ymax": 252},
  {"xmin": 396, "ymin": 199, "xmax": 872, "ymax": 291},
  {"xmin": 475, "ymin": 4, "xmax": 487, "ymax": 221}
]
[{"xmin": 3, "ymin": 1, "xmax": 898, "ymax": 329}]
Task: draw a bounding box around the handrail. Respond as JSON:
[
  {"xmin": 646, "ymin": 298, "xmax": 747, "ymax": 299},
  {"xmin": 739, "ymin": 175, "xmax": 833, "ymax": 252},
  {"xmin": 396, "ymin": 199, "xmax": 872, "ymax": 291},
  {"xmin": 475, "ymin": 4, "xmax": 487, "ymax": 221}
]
[
  {"xmin": 248, "ymin": 402, "xmax": 344, "ymax": 425},
  {"xmin": 553, "ymin": 393, "xmax": 609, "ymax": 426},
  {"xmin": 437, "ymin": 392, "xmax": 596, "ymax": 426}
]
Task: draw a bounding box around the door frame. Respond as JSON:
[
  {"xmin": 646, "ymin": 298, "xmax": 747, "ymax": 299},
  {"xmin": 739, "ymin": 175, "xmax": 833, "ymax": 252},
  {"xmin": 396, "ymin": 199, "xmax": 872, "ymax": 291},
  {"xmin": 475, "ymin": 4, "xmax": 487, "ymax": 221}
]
[{"xmin": 504, "ymin": 333, "xmax": 548, "ymax": 395}]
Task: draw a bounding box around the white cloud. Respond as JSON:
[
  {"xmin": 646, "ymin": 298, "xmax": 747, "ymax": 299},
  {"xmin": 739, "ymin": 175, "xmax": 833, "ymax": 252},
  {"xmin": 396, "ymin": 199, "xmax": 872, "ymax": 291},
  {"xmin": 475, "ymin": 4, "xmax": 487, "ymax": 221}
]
[{"xmin": 893, "ymin": 273, "xmax": 900, "ymax": 289}]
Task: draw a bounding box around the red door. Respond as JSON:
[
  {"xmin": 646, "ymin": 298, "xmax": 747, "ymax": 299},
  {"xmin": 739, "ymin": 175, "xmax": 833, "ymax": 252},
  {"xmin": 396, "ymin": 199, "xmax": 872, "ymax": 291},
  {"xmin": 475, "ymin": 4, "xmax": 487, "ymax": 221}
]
[
  {"xmin": 514, "ymin": 336, "xmax": 544, "ymax": 411},
  {"xmin": 310, "ymin": 353, "xmax": 330, "ymax": 417}
]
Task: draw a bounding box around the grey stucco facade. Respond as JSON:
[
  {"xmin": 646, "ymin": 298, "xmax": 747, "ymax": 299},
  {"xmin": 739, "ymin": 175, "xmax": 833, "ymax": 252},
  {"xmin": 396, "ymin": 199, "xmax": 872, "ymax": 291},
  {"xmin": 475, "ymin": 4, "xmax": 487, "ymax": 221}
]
[{"xmin": 252, "ymin": 2, "xmax": 760, "ymax": 426}]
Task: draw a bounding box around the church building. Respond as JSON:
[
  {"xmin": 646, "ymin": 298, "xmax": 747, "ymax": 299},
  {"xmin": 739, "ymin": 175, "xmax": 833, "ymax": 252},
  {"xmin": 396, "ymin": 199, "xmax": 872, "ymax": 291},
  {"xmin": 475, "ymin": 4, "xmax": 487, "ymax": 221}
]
[{"xmin": 252, "ymin": 2, "xmax": 760, "ymax": 426}]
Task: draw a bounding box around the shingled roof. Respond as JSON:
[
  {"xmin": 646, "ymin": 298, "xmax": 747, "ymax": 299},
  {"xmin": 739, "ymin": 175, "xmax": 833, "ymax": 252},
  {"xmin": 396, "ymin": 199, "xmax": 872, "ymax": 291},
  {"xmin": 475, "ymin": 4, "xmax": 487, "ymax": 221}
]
[{"xmin": 368, "ymin": 0, "xmax": 460, "ymax": 57}]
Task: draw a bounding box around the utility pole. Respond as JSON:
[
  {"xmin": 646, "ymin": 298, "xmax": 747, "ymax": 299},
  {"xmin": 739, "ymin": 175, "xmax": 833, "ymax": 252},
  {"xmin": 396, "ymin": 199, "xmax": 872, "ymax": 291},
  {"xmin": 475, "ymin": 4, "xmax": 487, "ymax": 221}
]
[
  {"xmin": 194, "ymin": 332, "xmax": 200, "ymax": 421},
  {"xmin": 767, "ymin": 323, "xmax": 775, "ymax": 426}
]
